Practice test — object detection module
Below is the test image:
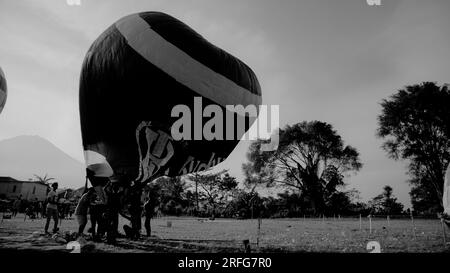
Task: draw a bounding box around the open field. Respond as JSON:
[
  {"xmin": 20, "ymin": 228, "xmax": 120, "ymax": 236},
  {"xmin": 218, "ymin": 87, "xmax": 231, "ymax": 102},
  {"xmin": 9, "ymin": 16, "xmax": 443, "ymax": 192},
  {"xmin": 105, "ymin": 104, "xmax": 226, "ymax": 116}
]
[{"xmin": 0, "ymin": 214, "xmax": 449, "ymax": 253}]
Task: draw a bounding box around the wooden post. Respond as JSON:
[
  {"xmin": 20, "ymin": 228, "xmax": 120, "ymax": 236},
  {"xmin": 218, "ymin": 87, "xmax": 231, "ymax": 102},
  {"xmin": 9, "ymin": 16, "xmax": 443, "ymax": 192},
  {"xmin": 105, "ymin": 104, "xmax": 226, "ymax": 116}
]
[
  {"xmin": 411, "ymin": 212, "xmax": 416, "ymax": 239},
  {"xmin": 387, "ymin": 215, "xmax": 390, "ymax": 229},
  {"xmin": 369, "ymin": 215, "xmax": 372, "ymax": 234},
  {"xmin": 359, "ymin": 214, "xmax": 362, "ymax": 231},
  {"xmin": 256, "ymin": 218, "xmax": 262, "ymax": 248},
  {"xmin": 441, "ymin": 218, "xmax": 447, "ymax": 245}
]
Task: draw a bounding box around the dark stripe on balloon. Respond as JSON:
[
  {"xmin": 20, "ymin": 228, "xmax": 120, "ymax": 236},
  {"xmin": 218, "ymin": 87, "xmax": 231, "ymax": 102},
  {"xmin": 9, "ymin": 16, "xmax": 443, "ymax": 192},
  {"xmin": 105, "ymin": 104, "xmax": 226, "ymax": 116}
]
[
  {"xmin": 0, "ymin": 68, "xmax": 7, "ymax": 111},
  {"xmin": 135, "ymin": 12, "xmax": 261, "ymax": 97},
  {"xmin": 115, "ymin": 13, "xmax": 261, "ymax": 108}
]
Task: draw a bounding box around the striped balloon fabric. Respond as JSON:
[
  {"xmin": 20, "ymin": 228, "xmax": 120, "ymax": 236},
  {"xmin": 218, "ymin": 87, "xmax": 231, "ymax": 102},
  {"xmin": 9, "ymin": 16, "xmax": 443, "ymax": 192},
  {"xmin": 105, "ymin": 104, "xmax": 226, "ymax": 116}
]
[
  {"xmin": 0, "ymin": 66, "xmax": 7, "ymax": 115},
  {"xmin": 79, "ymin": 12, "xmax": 262, "ymax": 185}
]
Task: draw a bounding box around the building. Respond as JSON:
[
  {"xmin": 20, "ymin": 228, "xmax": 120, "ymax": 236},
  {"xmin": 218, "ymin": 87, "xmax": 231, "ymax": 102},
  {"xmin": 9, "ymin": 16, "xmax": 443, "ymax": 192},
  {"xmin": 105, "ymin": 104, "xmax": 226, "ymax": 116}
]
[{"xmin": 0, "ymin": 176, "xmax": 49, "ymax": 201}]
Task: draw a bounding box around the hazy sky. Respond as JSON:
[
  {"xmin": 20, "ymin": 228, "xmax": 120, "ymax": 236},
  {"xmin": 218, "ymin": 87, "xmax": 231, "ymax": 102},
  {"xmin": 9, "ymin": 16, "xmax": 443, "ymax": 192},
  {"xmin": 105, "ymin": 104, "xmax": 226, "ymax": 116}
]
[{"xmin": 0, "ymin": 0, "xmax": 449, "ymax": 207}]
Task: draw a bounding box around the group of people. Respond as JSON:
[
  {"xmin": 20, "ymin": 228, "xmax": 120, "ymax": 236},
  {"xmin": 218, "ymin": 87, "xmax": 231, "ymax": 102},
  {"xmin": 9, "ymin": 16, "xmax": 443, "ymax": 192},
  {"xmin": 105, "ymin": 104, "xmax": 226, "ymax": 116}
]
[
  {"xmin": 69, "ymin": 174, "xmax": 158, "ymax": 244},
  {"xmin": 11, "ymin": 195, "xmax": 44, "ymax": 219}
]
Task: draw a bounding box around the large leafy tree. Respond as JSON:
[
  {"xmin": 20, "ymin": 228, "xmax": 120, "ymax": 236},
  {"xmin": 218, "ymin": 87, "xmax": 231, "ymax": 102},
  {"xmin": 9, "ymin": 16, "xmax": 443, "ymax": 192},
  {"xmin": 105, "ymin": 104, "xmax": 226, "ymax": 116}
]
[
  {"xmin": 243, "ymin": 121, "xmax": 362, "ymax": 214},
  {"xmin": 369, "ymin": 186, "xmax": 404, "ymax": 215},
  {"xmin": 227, "ymin": 190, "xmax": 262, "ymax": 219},
  {"xmin": 409, "ymin": 176, "xmax": 442, "ymax": 214},
  {"xmin": 190, "ymin": 171, "xmax": 238, "ymax": 218},
  {"xmin": 377, "ymin": 82, "xmax": 450, "ymax": 211},
  {"xmin": 145, "ymin": 176, "xmax": 188, "ymax": 215}
]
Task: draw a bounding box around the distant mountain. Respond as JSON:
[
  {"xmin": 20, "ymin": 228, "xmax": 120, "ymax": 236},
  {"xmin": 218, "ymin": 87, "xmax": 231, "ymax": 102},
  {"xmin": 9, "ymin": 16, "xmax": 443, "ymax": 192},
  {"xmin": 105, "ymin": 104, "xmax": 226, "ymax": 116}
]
[{"xmin": 0, "ymin": 135, "xmax": 85, "ymax": 189}]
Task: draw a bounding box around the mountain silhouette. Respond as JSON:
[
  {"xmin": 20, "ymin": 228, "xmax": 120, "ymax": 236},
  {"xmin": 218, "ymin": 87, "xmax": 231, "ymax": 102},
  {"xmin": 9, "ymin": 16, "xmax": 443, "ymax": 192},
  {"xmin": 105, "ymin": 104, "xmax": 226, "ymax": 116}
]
[{"xmin": 0, "ymin": 135, "xmax": 85, "ymax": 189}]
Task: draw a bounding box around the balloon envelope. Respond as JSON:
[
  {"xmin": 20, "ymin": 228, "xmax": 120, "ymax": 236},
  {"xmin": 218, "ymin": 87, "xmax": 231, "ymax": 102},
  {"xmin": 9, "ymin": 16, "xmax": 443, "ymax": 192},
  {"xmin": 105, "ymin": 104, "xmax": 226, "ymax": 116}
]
[
  {"xmin": 79, "ymin": 12, "xmax": 262, "ymax": 184},
  {"xmin": 0, "ymin": 66, "xmax": 7, "ymax": 115},
  {"xmin": 444, "ymin": 163, "xmax": 450, "ymax": 215}
]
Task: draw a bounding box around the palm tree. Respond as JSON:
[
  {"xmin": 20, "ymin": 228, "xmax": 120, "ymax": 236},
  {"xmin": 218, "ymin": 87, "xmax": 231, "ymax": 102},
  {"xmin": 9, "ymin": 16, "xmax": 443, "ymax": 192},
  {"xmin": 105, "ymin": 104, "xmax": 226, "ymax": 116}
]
[{"xmin": 33, "ymin": 174, "xmax": 55, "ymax": 186}]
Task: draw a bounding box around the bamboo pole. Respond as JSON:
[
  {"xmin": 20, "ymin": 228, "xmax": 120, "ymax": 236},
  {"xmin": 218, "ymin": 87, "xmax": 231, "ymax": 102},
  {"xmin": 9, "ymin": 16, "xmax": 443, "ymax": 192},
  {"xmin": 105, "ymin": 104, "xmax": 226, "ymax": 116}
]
[{"xmin": 359, "ymin": 214, "xmax": 362, "ymax": 231}]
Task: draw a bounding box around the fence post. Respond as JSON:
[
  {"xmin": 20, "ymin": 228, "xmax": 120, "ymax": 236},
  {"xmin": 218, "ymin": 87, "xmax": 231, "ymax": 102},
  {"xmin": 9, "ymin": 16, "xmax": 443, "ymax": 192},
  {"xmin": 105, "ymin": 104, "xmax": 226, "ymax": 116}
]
[
  {"xmin": 359, "ymin": 214, "xmax": 362, "ymax": 231},
  {"xmin": 441, "ymin": 218, "xmax": 447, "ymax": 245},
  {"xmin": 369, "ymin": 215, "xmax": 372, "ymax": 234},
  {"xmin": 387, "ymin": 215, "xmax": 390, "ymax": 229},
  {"xmin": 256, "ymin": 218, "xmax": 262, "ymax": 249},
  {"xmin": 410, "ymin": 212, "xmax": 416, "ymax": 239}
]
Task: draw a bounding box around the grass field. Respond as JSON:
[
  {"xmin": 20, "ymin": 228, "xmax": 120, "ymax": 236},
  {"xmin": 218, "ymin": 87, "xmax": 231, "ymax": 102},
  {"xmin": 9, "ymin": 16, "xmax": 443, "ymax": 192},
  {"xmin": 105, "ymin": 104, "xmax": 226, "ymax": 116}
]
[{"xmin": 0, "ymin": 214, "xmax": 449, "ymax": 253}]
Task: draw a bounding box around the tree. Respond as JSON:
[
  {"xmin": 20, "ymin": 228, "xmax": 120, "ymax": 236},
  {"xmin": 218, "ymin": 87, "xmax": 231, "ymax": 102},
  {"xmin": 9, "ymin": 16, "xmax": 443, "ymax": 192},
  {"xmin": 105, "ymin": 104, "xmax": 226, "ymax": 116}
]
[
  {"xmin": 228, "ymin": 190, "xmax": 262, "ymax": 219},
  {"xmin": 33, "ymin": 174, "xmax": 55, "ymax": 194},
  {"xmin": 369, "ymin": 186, "xmax": 404, "ymax": 215},
  {"xmin": 243, "ymin": 121, "xmax": 362, "ymax": 214},
  {"xmin": 33, "ymin": 173, "xmax": 55, "ymax": 185},
  {"xmin": 146, "ymin": 176, "xmax": 188, "ymax": 216},
  {"xmin": 326, "ymin": 189, "xmax": 362, "ymax": 215},
  {"xmin": 377, "ymin": 82, "xmax": 450, "ymax": 211},
  {"xmin": 409, "ymin": 175, "xmax": 442, "ymax": 214},
  {"xmin": 190, "ymin": 171, "xmax": 238, "ymax": 219}
]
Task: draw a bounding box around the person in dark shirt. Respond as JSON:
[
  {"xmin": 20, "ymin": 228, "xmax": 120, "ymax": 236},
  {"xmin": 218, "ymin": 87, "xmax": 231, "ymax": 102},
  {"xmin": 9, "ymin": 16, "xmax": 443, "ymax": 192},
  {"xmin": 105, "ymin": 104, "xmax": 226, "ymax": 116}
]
[
  {"xmin": 143, "ymin": 197, "xmax": 154, "ymax": 237},
  {"xmin": 144, "ymin": 187, "xmax": 159, "ymax": 237},
  {"xmin": 129, "ymin": 184, "xmax": 143, "ymax": 240},
  {"xmin": 88, "ymin": 190, "xmax": 103, "ymax": 240},
  {"xmin": 105, "ymin": 182, "xmax": 124, "ymax": 244}
]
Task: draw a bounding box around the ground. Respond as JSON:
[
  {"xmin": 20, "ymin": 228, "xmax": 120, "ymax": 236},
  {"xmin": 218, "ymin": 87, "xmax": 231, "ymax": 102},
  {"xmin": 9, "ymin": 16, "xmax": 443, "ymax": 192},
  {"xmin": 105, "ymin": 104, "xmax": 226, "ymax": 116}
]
[{"xmin": 0, "ymin": 214, "xmax": 449, "ymax": 253}]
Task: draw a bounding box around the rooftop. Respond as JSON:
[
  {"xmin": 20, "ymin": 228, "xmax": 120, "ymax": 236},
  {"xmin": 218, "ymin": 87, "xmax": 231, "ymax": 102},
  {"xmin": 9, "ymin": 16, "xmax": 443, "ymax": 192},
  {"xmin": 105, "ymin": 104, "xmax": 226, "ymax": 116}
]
[{"xmin": 0, "ymin": 176, "xmax": 48, "ymax": 185}]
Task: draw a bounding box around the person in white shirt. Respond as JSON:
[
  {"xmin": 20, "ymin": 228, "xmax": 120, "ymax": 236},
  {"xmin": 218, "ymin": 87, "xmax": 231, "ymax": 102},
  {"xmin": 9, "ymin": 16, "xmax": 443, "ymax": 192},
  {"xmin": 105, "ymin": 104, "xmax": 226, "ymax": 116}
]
[{"xmin": 44, "ymin": 183, "xmax": 59, "ymax": 234}]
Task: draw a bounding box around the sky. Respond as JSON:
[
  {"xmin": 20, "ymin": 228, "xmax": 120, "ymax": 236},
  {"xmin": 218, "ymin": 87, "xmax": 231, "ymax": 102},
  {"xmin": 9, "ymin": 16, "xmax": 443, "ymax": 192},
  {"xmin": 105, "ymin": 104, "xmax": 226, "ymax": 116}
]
[{"xmin": 0, "ymin": 0, "xmax": 449, "ymax": 207}]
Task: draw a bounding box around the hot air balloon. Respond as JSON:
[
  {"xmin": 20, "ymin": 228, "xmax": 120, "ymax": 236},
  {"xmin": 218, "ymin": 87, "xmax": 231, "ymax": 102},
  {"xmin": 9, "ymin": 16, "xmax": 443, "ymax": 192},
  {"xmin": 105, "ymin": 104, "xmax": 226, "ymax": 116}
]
[
  {"xmin": 79, "ymin": 12, "xmax": 262, "ymax": 240},
  {"xmin": 0, "ymin": 66, "xmax": 7, "ymax": 115},
  {"xmin": 444, "ymin": 163, "xmax": 450, "ymax": 216},
  {"xmin": 79, "ymin": 11, "xmax": 262, "ymax": 185}
]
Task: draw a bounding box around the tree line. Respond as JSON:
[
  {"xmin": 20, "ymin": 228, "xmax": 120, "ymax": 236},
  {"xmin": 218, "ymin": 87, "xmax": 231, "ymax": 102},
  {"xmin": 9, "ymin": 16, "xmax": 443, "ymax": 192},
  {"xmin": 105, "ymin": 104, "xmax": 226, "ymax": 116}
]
[{"xmin": 145, "ymin": 82, "xmax": 449, "ymax": 218}]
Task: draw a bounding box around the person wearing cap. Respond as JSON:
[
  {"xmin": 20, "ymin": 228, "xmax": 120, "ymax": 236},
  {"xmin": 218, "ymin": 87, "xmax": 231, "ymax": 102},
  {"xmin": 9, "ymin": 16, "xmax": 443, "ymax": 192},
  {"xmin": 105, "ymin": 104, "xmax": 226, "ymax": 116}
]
[{"xmin": 44, "ymin": 182, "xmax": 59, "ymax": 234}]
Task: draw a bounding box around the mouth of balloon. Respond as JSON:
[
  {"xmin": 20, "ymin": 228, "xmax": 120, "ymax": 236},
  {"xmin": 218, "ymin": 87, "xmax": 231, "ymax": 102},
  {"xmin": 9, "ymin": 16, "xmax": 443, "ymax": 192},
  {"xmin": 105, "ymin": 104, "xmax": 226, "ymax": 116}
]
[{"xmin": 84, "ymin": 150, "xmax": 114, "ymax": 177}]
